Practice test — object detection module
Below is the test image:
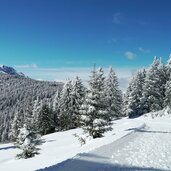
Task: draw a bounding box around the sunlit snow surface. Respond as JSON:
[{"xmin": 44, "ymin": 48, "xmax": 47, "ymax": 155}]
[{"xmin": 0, "ymin": 112, "xmax": 171, "ymax": 171}]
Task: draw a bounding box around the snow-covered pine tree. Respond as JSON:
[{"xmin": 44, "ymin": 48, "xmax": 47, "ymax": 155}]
[
  {"xmin": 32, "ymin": 97, "xmax": 41, "ymax": 119},
  {"xmin": 166, "ymin": 54, "xmax": 171, "ymax": 79},
  {"xmin": 80, "ymin": 67, "xmax": 111, "ymax": 139},
  {"xmin": 70, "ymin": 76, "xmax": 85, "ymax": 127},
  {"xmin": 24, "ymin": 102, "xmax": 34, "ymax": 128},
  {"xmin": 36, "ymin": 103, "xmax": 55, "ymax": 135},
  {"xmin": 52, "ymin": 89, "xmax": 61, "ymax": 129},
  {"xmin": 105, "ymin": 66, "xmax": 123, "ymax": 120},
  {"xmin": 16, "ymin": 124, "xmax": 39, "ymax": 159},
  {"xmin": 164, "ymin": 54, "xmax": 171, "ymax": 110},
  {"xmin": 164, "ymin": 75, "xmax": 171, "ymax": 112},
  {"xmin": 142, "ymin": 57, "xmax": 164, "ymax": 112},
  {"xmin": 123, "ymin": 78, "xmax": 134, "ymax": 117},
  {"xmin": 158, "ymin": 58, "xmax": 167, "ymax": 106},
  {"xmin": 124, "ymin": 69, "xmax": 146, "ymax": 118},
  {"xmin": 52, "ymin": 89, "xmax": 60, "ymax": 112},
  {"xmin": 58, "ymin": 80, "xmax": 75, "ymax": 130},
  {"xmin": 32, "ymin": 97, "xmax": 42, "ymax": 132},
  {"xmin": 10, "ymin": 109, "xmax": 24, "ymax": 141},
  {"xmin": 164, "ymin": 54, "xmax": 171, "ymax": 112}
]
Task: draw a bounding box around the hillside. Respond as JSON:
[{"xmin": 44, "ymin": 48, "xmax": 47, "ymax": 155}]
[
  {"xmin": 0, "ymin": 73, "xmax": 63, "ymax": 142},
  {"xmin": 0, "ymin": 113, "xmax": 170, "ymax": 171}
]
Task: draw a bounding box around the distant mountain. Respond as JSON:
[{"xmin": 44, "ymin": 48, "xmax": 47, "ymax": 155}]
[
  {"xmin": 0, "ymin": 72, "xmax": 63, "ymax": 142},
  {"xmin": 0, "ymin": 65, "xmax": 25, "ymax": 76}
]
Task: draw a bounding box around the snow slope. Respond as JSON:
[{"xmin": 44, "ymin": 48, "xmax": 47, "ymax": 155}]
[
  {"xmin": 0, "ymin": 114, "xmax": 171, "ymax": 171},
  {"xmin": 51, "ymin": 119, "xmax": 171, "ymax": 171}
]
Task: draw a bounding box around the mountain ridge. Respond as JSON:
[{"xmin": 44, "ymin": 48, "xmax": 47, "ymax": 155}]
[{"xmin": 0, "ymin": 65, "xmax": 25, "ymax": 76}]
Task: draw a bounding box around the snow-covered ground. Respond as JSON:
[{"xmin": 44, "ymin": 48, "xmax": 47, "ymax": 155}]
[{"xmin": 0, "ymin": 113, "xmax": 171, "ymax": 171}]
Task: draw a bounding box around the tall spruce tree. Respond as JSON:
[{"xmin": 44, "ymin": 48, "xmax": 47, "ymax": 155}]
[
  {"xmin": 32, "ymin": 97, "xmax": 42, "ymax": 132},
  {"xmin": 10, "ymin": 109, "xmax": 24, "ymax": 141},
  {"xmin": 70, "ymin": 76, "xmax": 85, "ymax": 127},
  {"xmin": 166, "ymin": 54, "xmax": 171, "ymax": 79},
  {"xmin": 36, "ymin": 103, "xmax": 55, "ymax": 135},
  {"xmin": 158, "ymin": 58, "xmax": 167, "ymax": 107},
  {"xmin": 52, "ymin": 89, "xmax": 60, "ymax": 112},
  {"xmin": 32, "ymin": 97, "xmax": 41, "ymax": 120},
  {"xmin": 58, "ymin": 80, "xmax": 74, "ymax": 130},
  {"xmin": 80, "ymin": 67, "xmax": 111, "ymax": 138},
  {"xmin": 124, "ymin": 69, "xmax": 146, "ymax": 118},
  {"xmin": 52, "ymin": 89, "xmax": 60, "ymax": 128},
  {"xmin": 165, "ymin": 75, "xmax": 171, "ymax": 111},
  {"xmin": 142, "ymin": 57, "xmax": 163, "ymax": 112},
  {"xmin": 105, "ymin": 66, "xmax": 123, "ymax": 119},
  {"xmin": 164, "ymin": 54, "xmax": 171, "ymax": 110}
]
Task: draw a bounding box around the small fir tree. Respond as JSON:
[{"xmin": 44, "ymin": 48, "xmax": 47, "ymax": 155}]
[{"xmin": 16, "ymin": 124, "xmax": 39, "ymax": 159}]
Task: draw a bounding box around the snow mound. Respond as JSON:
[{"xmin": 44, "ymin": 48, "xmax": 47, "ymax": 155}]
[{"xmin": 144, "ymin": 109, "xmax": 171, "ymax": 119}]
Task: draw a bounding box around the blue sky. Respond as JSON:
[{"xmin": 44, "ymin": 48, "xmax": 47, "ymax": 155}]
[{"xmin": 0, "ymin": 0, "xmax": 171, "ymax": 88}]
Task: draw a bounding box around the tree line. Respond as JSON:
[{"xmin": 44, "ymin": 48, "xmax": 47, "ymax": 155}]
[
  {"xmin": 124, "ymin": 55, "xmax": 171, "ymax": 118},
  {"xmin": 11, "ymin": 66, "xmax": 123, "ymax": 158},
  {"xmin": 2, "ymin": 54, "xmax": 171, "ymax": 159}
]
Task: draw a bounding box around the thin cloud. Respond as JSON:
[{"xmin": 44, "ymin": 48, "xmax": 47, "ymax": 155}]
[
  {"xmin": 112, "ymin": 12, "xmax": 123, "ymax": 24},
  {"xmin": 15, "ymin": 64, "xmax": 38, "ymax": 69},
  {"xmin": 16, "ymin": 67, "xmax": 138, "ymax": 92},
  {"xmin": 138, "ymin": 47, "xmax": 151, "ymax": 53},
  {"xmin": 125, "ymin": 51, "xmax": 137, "ymax": 60}
]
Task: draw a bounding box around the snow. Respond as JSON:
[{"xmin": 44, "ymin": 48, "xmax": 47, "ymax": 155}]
[
  {"xmin": 0, "ymin": 113, "xmax": 171, "ymax": 171},
  {"xmin": 0, "ymin": 65, "xmax": 24, "ymax": 76}
]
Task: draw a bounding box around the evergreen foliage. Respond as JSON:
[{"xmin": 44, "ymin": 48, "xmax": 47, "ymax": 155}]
[
  {"xmin": 10, "ymin": 109, "xmax": 24, "ymax": 141},
  {"xmin": 3, "ymin": 54, "xmax": 171, "ymax": 145},
  {"xmin": 70, "ymin": 76, "xmax": 85, "ymax": 127},
  {"xmin": 105, "ymin": 66, "xmax": 123, "ymax": 119},
  {"xmin": 124, "ymin": 69, "xmax": 146, "ymax": 118},
  {"xmin": 142, "ymin": 57, "xmax": 165, "ymax": 112},
  {"xmin": 16, "ymin": 124, "xmax": 40, "ymax": 159},
  {"xmin": 52, "ymin": 89, "xmax": 61, "ymax": 129},
  {"xmin": 58, "ymin": 80, "xmax": 74, "ymax": 130},
  {"xmin": 80, "ymin": 67, "xmax": 111, "ymax": 138},
  {"xmin": 36, "ymin": 103, "xmax": 55, "ymax": 135},
  {"xmin": 0, "ymin": 73, "xmax": 63, "ymax": 142}
]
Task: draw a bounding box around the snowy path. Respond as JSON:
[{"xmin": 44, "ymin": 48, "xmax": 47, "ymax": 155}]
[{"xmin": 40, "ymin": 122, "xmax": 171, "ymax": 171}]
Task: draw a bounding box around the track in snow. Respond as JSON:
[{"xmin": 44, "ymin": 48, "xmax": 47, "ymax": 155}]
[{"xmin": 38, "ymin": 123, "xmax": 171, "ymax": 171}]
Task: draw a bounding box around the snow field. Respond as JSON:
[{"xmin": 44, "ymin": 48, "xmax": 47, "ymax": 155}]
[
  {"xmin": 0, "ymin": 117, "xmax": 143, "ymax": 171},
  {"xmin": 0, "ymin": 114, "xmax": 171, "ymax": 171}
]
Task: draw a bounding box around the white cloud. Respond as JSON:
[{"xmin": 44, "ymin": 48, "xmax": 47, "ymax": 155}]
[
  {"xmin": 112, "ymin": 12, "xmax": 122, "ymax": 24},
  {"xmin": 15, "ymin": 64, "xmax": 38, "ymax": 69},
  {"xmin": 124, "ymin": 51, "xmax": 137, "ymax": 60},
  {"xmin": 16, "ymin": 66, "xmax": 139, "ymax": 92},
  {"xmin": 138, "ymin": 47, "xmax": 150, "ymax": 53}
]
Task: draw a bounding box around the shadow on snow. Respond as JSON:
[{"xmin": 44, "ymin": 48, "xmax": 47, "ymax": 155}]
[
  {"xmin": 36, "ymin": 153, "xmax": 168, "ymax": 171},
  {"xmin": 125, "ymin": 127, "xmax": 171, "ymax": 134},
  {"xmin": 0, "ymin": 145, "xmax": 16, "ymax": 151}
]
